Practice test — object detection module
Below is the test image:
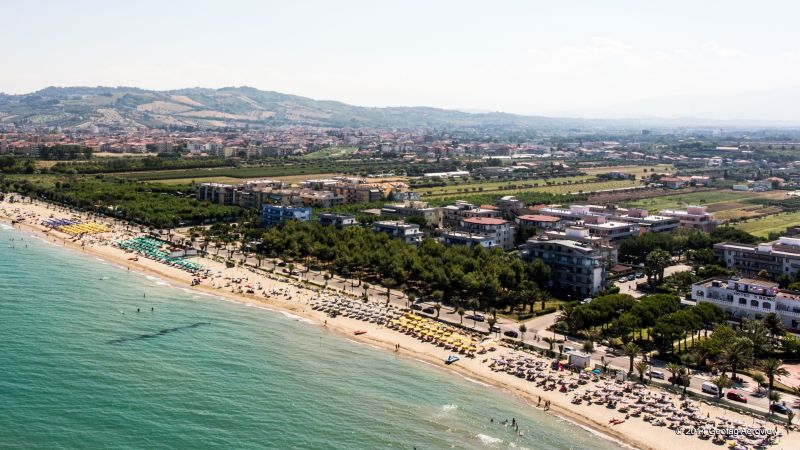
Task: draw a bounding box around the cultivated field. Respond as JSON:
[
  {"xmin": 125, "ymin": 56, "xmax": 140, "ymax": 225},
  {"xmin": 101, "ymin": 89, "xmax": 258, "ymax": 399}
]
[
  {"xmin": 421, "ymin": 178, "xmax": 643, "ymax": 200},
  {"xmin": 150, "ymin": 173, "xmax": 344, "ymax": 185},
  {"xmin": 622, "ymin": 189, "xmax": 789, "ymax": 220},
  {"xmin": 735, "ymin": 210, "xmax": 800, "ymax": 238}
]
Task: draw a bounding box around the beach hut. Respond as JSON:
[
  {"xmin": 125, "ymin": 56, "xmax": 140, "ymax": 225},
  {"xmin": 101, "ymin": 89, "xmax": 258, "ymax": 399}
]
[{"xmin": 567, "ymin": 351, "xmax": 591, "ymax": 369}]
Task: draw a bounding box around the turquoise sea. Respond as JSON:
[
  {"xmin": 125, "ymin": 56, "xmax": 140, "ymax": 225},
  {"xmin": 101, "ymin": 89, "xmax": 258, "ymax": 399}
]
[{"xmin": 0, "ymin": 223, "xmax": 623, "ymax": 449}]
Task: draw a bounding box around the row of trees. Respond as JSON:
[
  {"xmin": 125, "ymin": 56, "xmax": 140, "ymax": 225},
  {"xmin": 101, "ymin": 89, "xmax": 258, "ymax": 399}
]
[
  {"xmin": 1, "ymin": 176, "xmax": 247, "ymax": 228},
  {"xmin": 557, "ymin": 293, "xmax": 727, "ymax": 354},
  {"xmin": 618, "ymin": 227, "xmax": 761, "ymax": 264},
  {"xmin": 250, "ymin": 220, "xmax": 553, "ymax": 313}
]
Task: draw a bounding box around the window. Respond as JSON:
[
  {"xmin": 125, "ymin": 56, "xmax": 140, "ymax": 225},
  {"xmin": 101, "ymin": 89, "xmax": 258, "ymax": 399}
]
[
  {"xmin": 751, "ymin": 300, "xmax": 759, "ymax": 307},
  {"xmin": 763, "ymin": 303, "xmax": 771, "ymax": 310},
  {"xmin": 739, "ymin": 298, "xmax": 747, "ymax": 305}
]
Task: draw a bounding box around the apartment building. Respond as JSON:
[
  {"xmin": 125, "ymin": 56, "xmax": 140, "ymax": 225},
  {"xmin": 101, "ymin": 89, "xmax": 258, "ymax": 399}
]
[
  {"xmin": 197, "ymin": 183, "xmax": 238, "ymax": 205},
  {"xmin": 372, "ymin": 220, "xmax": 423, "ymax": 245},
  {"xmin": 715, "ymin": 236, "xmax": 800, "ymax": 279},
  {"xmin": 582, "ymin": 216, "xmax": 640, "ymax": 243},
  {"xmin": 441, "ymin": 217, "xmax": 514, "ymax": 250},
  {"xmin": 440, "ymin": 201, "xmax": 502, "ymax": 228},
  {"xmin": 660, "ymin": 205, "xmax": 717, "ymax": 232},
  {"xmin": 692, "ymin": 277, "xmax": 800, "ymax": 332},
  {"xmin": 318, "ymin": 213, "xmax": 358, "ymax": 229},
  {"xmin": 259, "ymin": 205, "xmax": 312, "ymax": 228},
  {"xmin": 515, "ymin": 214, "xmax": 563, "ymax": 231},
  {"xmin": 381, "ymin": 202, "xmax": 441, "ymax": 227},
  {"xmin": 520, "ymin": 237, "xmax": 607, "ymax": 296},
  {"xmin": 494, "ymin": 195, "xmax": 524, "ymax": 218}
]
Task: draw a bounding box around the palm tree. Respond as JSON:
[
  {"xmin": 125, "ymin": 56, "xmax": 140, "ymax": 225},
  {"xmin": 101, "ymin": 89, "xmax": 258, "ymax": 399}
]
[
  {"xmin": 768, "ymin": 390, "xmax": 781, "ymax": 411},
  {"xmin": 761, "ymin": 358, "xmax": 790, "ymax": 393},
  {"xmin": 519, "ymin": 324, "xmax": 527, "ymax": 343},
  {"xmin": 487, "ymin": 316, "xmax": 497, "ymax": 337},
  {"xmin": 711, "ymin": 375, "xmax": 731, "ymax": 398},
  {"xmin": 666, "ymin": 362, "xmax": 682, "ymax": 386},
  {"xmin": 751, "ymin": 371, "xmax": 766, "ymax": 388},
  {"xmin": 363, "ymin": 283, "xmax": 370, "ymax": 301},
  {"xmin": 543, "ymin": 336, "xmax": 555, "ymax": 352},
  {"xmin": 677, "ymin": 366, "xmax": 690, "ymax": 395},
  {"xmin": 457, "ymin": 307, "xmax": 465, "ymax": 324},
  {"xmin": 406, "ymin": 293, "xmax": 416, "ymax": 309},
  {"xmin": 762, "ymin": 313, "xmax": 785, "ymax": 346},
  {"xmin": 468, "ymin": 299, "xmax": 480, "ymax": 328},
  {"xmin": 623, "ymin": 342, "xmax": 641, "ymax": 375},
  {"xmin": 721, "ymin": 337, "xmax": 753, "ymax": 381},
  {"xmin": 634, "ymin": 359, "xmax": 649, "ymax": 382}
]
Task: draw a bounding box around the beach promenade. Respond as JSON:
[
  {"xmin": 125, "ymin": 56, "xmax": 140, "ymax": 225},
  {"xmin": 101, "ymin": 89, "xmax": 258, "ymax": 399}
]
[{"xmin": 2, "ymin": 195, "xmax": 799, "ymax": 450}]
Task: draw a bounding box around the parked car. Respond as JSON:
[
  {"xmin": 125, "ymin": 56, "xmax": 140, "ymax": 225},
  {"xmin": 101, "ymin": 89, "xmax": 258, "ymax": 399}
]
[
  {"xmin": 504, "ymin": 330, "xmax": 519, "ymax": 338},
  {"xmin": 422, "ymin": 307, "xmax": 435, "ymax": 314},
  {"xmin": 627, "ymin": 274, "xmax": 636, "ymax": 281},
  {"xmin": 635, "ymin": 272, "xmax": 644, "ymax": 278},
  {"xmin": 771, "ymin": 403, "xmax": 792, "ymax": 415},
  {"xmin": 726, "ymin": 391, "xmax": 747, "ymax": 403}
]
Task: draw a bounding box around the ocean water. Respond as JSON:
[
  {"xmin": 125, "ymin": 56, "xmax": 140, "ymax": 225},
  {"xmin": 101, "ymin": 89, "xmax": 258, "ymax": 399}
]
[{"xmin": 0, "ymin": 224, "xmax": 623, "ymax": 450}]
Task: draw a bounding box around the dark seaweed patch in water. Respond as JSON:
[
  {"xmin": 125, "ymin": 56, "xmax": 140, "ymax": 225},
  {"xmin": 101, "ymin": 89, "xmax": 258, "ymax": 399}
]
[{"xmin": 107, "ymin": 322, "xmax": 211, "ymax": 344}]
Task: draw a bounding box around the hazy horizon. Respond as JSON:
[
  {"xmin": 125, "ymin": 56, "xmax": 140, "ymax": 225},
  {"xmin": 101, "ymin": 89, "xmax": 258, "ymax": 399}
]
[{"xmin": 2, "ymin": 0, "xmax": 800, "ymax": 122}]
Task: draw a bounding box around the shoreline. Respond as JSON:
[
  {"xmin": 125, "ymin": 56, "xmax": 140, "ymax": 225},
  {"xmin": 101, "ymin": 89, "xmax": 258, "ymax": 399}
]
[{"xmin": 2, "ymin": 198, "xmax": 797, "ymax": 450}]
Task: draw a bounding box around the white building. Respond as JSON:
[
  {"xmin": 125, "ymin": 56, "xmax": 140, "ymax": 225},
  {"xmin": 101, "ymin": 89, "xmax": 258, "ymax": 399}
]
[
  {"xmin": 692, "ymin": 277, "xmax": 800, "ymax": 333},
  {"xmin": 372, "ymin": 220, "xmax": 423, "ymax": 245}
]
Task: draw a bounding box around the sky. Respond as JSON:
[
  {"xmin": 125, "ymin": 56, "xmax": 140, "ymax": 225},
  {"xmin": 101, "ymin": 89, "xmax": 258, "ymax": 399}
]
[{"xmin": 2, "ymin": 0, "xmax": 800, "ymax": 121}]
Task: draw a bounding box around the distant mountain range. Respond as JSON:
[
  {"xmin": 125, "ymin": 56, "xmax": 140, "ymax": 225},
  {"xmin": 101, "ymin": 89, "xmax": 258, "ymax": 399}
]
[
  {"xmin": 0, "ymin": 86, "xmax": 588, "ymax": 130},
  {"xmin": 0, "ymin": 86, "xmax": 796, "ymax": 130}
]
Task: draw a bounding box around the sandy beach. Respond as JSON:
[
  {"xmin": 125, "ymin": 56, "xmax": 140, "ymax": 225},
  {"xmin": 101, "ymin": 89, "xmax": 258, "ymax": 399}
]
[{"xmin": 2, "ymin": 196, "xmax": 798, "ymax": 450}]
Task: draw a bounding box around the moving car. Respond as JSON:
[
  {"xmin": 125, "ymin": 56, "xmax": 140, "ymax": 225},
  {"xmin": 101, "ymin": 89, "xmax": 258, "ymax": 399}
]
[
  {"xmin": 649, "ymin": 370, "xmax": 665, "ymax": 379},
  {"xmin": 504, "ymin": 330, "xmax": 519, "ymax": 338},
  {"xmin": 726, "ymin": 391, "xmax": 747, "ymax": 403},
  {"xmin": 771, "ymin": 403, "xmax": 792, "ymax": 415},
  {"xmin": 489, "ymin": 325, "xmax": 501, "ymax": 333},
  {"xmin": 410, "ymin": 304, "xmax": 422, "ymax": 310},
  {"xmin": 701, "ymin": 381, "xmax": 720, "ymax": 396},
  {"xmin": 422, "ymin": 307, "xmax": 435, "ymax": 314}
]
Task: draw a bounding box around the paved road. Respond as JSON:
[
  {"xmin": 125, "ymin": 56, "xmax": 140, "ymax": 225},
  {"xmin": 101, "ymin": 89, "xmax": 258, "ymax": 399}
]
[{"xmin": 615, "ymin": 263, "xmax": 692, "ymax": 297}]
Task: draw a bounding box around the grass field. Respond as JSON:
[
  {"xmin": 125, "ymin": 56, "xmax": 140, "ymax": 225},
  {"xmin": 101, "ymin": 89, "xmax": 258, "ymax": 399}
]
[
  {"xmin": 418, "ymin": 164, "xmax": 672, "ymax": 199},
  {"xmin": 422, "ymin": 178, "xmax": 643, "ymax": 200},
  {"xmin": 149, "ymin": 173, "xmax": 344, "ymax": 185},
  {"xmin": 580, "ymin": 164, "xmax": 673, "ymax": 176},
  {"xmin": 299, "ymin": 147, "xmax": 358, "ymax": 160},
  {"xmin": 117, "ymin": 165, "xmax": 355, "ymax": 181},
  {"xmin": 623, "ymin": 189, "xmax": 787, "ymax": 212},
  {"xmin": 734, "ymin": 210, "xmax": 800, "ymax": 237}
]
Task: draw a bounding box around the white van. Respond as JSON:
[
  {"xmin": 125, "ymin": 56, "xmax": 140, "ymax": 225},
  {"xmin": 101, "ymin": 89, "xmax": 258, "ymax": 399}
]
[
  {"xmin": 701, "ymin": 381, "xmax": 719, "ymax": 396},
  {"xmin": 649, "ymin": 370, "xmax": 665, "ymax": 380}
]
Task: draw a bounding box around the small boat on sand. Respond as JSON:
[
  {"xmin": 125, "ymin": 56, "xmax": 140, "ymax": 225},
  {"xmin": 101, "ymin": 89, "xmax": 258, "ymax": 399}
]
[
  {"xmin": 353, "ymin": 330, "xmax": 367, "ymax": 335},
  {"xmin": 445, "ymin": 355, "xmax": 460, "ymax": 365}
]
